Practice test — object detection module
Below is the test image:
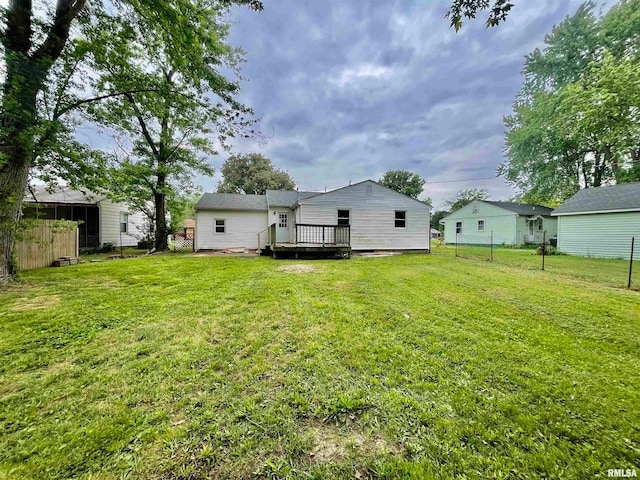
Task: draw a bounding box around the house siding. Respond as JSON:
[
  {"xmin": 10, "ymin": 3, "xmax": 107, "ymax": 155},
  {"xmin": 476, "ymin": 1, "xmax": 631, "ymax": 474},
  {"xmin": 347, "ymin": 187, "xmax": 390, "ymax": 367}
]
[
  {"xmin": 195, "ymin": 209, "xmax": 268, "ymax": 250},
  {"xmin": 556, "ymin": 212, "xmax": 640, "ymax": 259},
  {"xmin": 442, "ymin": 200, "xmax": 557, "ymax": 245},
  {"xmin": 442, "ymin": 201, "xmax": 518, "ymax": 245},
  {"xmin": 98, "ymin": 200, "xmax": 147, "ymax": 247},
  {"xmin": 297, "ymin": 181, "xmax": 430, "ymax": 250}
]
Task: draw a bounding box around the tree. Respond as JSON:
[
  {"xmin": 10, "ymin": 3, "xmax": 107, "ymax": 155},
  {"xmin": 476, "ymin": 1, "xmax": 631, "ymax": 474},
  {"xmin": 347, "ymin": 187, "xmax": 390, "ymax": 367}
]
[
  {"xmin": 379, "ymin": 170, "xmax": 426, "ymax": 199},
  {"xmin": 84, "ymin": 7, "xmax": 256, "ymax": 251},
  {"xmin": 217, "ymin": 154, "xmax": 295, "ymax": 194},
  {"xmin": 444, "ymin": 188, "xmax": 489, "ymax": 212},
  {"xmin": 168, "ymin": 194, "xmax": 199, "ymax": 233},
  {"xmin": 500, "ymin": 0, "xmax": 640, "ymax": 204},
  {"xmin": 447, "ymin": 0, "xmax": 515, "ymax": 31},
  {"xmin": 431, "ymin": 210, "xmax": 449, "ymax": 230},
  {"xmin": 0, "ymin": 0, "xmax": 262, "ymax": 281}
]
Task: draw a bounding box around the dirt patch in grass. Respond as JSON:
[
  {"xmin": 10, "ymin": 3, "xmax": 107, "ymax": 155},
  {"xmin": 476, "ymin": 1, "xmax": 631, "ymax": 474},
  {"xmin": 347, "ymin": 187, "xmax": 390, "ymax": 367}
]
[
  {"xmin": 13, "ymin": 295, "xmax": 60, "ymax": 311},
  {"xmin": 309, "ymin": 425, "xmax": 401, "ymax": 463},
  {"xmin": 278, "ymin": 264, "xmax": 320, "ymax": 274}
]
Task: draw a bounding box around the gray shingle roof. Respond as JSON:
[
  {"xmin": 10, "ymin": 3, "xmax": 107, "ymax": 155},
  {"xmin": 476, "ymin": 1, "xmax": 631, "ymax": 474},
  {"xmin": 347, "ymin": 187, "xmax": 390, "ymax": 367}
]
[
  {"xmin": 195, "ymin": 193, "xmax": 267, "ymax": 211},
  {"xmin": 484, "ymin": 201, "xmax": 554, "ymax": 216},
  {"xmin": 265, "ymin": 190, "xmax": 319, "ymax": 207},
  {"xmin": 552, "ymin": 182, "xmax": 640, "ymax": 215}
]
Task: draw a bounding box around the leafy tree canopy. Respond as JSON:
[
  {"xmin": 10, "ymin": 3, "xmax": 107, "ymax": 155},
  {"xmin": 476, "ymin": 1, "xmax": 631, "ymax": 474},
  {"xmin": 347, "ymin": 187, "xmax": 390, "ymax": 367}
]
[
  {"xmin": 500, "ymin": 0, "xmax": 640, "ymax": 204},
  {"xmin": 447, "ymin": 0, "xmax": 514, "ymax": 31},
  {"xmin": 444, "ymin": 188, "xmax": 489, "ymax": 212},
  {"xmin": 379, "ymin": 170, "xmax": 426, "ymax": 199},
  {"xmin": 217, "ymin": 154, "xmax": 295, "ymax": 194},
  {"xmin": 0, "ymin": 0, "xmax": 262, "ymax": 279}
]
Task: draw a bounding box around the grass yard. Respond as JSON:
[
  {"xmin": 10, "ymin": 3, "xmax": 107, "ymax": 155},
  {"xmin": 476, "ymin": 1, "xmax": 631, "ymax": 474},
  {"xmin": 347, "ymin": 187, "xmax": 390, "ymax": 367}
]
[{"xmin": 1, "ymin": 248, "xmax": 639, "ymax": 479}]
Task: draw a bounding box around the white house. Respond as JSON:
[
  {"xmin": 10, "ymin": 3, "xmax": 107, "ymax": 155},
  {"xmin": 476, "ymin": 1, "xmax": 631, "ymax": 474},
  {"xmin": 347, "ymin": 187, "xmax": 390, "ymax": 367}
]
[
  {"xmin": 194, "ymin": 180, "xmax": 431, "ymax": 253},
  {"xmin": 440, "ymin": 200, "xmax": 558, "ymax": 245},
  {"xmin": 23, "ymin": 187, "xmax": 150, "ymax": 249},
  {"xmin": 552, "ymin": 182, "xmax": 640, "ymax": 259}
]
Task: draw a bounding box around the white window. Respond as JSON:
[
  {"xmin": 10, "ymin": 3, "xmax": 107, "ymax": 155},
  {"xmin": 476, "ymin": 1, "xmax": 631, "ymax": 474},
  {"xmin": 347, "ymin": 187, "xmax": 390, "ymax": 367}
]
[
  {"xmin": 278, "ymin": 213, "xmax": 288, "ymax": 228},
  {"xmin": 395, "ymin": 211, "xmax": 406, "ymax": 228},
  {"xmin": 337, "ymin": 209, "xmax": 350, "ymax": 226},
  {"xmin": 119, "ymin": 213, "xmax": 128, "ymax": 233},
  {"xmin": 456, "ymin": 221, "xmax": 463, "ymax": 234},
  {"xmin": 477, "ymin": 220, "xmax": 485, "ymax": 231},
  {"xmin": 215, "ymin": 219, "xmax": 225, "ymax": 234}
]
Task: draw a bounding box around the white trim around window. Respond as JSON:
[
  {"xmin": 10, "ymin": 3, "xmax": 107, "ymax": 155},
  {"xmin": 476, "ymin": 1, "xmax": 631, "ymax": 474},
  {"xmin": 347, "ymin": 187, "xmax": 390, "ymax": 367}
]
[
  {"xmin": 394, "ymin": 210, "xmax": 406, "ymax": 228},
  {"xmin": 477, "ymin": 219, "xmax": 485, "ymax": 231},
  {"xmin": 214, "ymin": 218, "xmax": 226, "ymax": 234}
]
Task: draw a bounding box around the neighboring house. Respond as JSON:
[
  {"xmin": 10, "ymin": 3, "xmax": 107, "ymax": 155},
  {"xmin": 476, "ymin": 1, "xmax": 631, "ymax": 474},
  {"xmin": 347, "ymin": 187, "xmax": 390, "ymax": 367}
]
[
  {"xmin": 194, "ymin": 179, "xmax": 431, "ymax": 252},
  {"xmin": 177, "ymin": 219, "xmax": 195, "ymax": 237},
  {"xmin": 430, "ymin": 228, "xmax": 442, "ymax": 239},
  {"xmin": 22, "ymin": 187, "xmax": 149, "ymax": 248},
  {"xmin": 440, "ymin": 200, "xmax": 557, "ymax": 245},
  {"xmin": 552, "ymin": 182, "xmax": 640, "ymax": 259}
]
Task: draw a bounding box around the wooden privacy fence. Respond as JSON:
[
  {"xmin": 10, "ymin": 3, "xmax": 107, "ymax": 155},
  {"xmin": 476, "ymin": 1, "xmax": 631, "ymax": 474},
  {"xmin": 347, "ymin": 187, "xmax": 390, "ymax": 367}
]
[{"xmin": 16, "ymin": 220, "xmax": 79, "ymax": 271}]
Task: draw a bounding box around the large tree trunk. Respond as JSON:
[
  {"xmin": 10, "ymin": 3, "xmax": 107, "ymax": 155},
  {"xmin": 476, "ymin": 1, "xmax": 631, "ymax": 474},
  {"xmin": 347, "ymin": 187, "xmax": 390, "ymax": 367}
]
[
  {"xmin": 0, "ymin": 148, "xmax": 31, "ymax": 282},
  {"xmin": 154, "ymin": 174, "xmax": 168, "ymax": 251}
]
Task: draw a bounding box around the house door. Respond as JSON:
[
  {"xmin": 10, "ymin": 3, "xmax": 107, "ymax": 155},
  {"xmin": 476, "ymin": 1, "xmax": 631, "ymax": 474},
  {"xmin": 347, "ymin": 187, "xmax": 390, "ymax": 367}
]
[{"xmin": 276, "ymin": 212, "xmax": 290, "ymax": 243}]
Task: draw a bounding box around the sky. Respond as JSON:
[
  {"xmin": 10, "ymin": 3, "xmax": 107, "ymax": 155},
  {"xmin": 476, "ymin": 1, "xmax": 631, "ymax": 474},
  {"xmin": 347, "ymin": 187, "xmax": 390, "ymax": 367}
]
[{"xmin": 200, "ymin": 0, "xmax": 605, "ymax": 209}]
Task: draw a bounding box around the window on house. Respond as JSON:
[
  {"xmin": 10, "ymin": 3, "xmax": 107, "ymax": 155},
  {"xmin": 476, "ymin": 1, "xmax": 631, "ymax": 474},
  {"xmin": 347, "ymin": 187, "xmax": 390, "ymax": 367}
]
[
  {"xmin": 473, "ymin": 205, "xmax": 479, "ymax": 213},
  {"xmin": 215, "ymin": 219, "xmax": 225, "ymax": 234},
  {"xmin": 477, "ymin": 220, "xmax": 485, "ymax": 231},
  {"xmin": 395, "ymin": 210, "xmax": 406, "ymax": 228},
  {"xmin": 337, "ymin": 209, "xmax": 350, "ymax": 226},
  {"xmin": 537, "ymin": 219, "xmax": 543, "ymax": 231},
  {"xmin": 456, "ymin": 221, "xmax": 463, "ymax": 234},
  {"xmin": 278, "ymin": 213, "xmax": 288, "ymax": 228},
  {"xmin": 120, "ymin": 213, "xmax": 128, "ymax": 233}
]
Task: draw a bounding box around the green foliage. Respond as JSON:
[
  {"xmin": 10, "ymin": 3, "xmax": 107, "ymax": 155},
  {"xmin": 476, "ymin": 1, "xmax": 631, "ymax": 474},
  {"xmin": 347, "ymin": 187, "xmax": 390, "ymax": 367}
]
[
  {"xmin": 0, "ymin": 0, "xmax": 263, "ymax": 278},
  {"xmin": 379, "ymin": 170, "xmax": 426, "ymax": 199},
  {"xmin": 430, "ymin": 209, "xmax": 449, "ymax": 230},
  {"xmin": 446, "ymin": 0, "xmax": 515, "ymax": 31},
  {"xmin": 444, "ymin": 188, "xmax": 489, "ymax": 212},
  {"xmin": 501, "ymin": 0, "xmax": 640, "ymax": 203},
  {"xmin": 1, "ymin": 251, "xmax": 638, "ymax": 477},
  {"xmin": 217, "ymin": 153, "xmax": 296, "ymax": 194},
  {"xmin": 167, "ymin": 194, "xmax": 199, "ymax": 232}
]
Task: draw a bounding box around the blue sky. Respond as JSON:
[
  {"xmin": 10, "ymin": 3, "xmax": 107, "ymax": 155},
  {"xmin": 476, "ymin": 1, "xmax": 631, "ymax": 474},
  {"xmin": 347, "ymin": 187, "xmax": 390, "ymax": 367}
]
[{"xmin": 198, "ymin": 0, "xmax": 608, "ymax": 209}]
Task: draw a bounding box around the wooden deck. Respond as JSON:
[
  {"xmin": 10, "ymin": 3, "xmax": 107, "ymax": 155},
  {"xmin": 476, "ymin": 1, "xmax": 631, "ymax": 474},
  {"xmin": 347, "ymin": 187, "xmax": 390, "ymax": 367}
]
[{"xmin": 262, "ymin": 224, "xmax": 351, "ymax": 259}]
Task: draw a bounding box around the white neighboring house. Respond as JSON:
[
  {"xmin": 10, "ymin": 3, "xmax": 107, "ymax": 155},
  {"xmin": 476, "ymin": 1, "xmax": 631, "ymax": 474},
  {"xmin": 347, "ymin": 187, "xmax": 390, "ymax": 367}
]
[
  {"xmin": 552, "ymin": 182, "xmax": 640, "ymax": 259},
  {"xmin": 23, "ymin": 187, "xmax": 150, "ymax": 248},
  {"xmin": 194, "ymin": 180, "xmax": 431, "ymax": 252}
]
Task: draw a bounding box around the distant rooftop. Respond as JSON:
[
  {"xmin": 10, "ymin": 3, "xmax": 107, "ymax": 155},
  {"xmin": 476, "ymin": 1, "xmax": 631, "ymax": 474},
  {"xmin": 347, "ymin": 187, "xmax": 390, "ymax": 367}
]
[
  {"xmin": 195, "ymin": 193, "xmax": 268, "ymax": 211},
  {"xmin": 265, "ymin": 189, "xmax": 319, "ymax": 207},
  {"xmin": 484, "ymin": 201, "xmax": 554, "ymax": 216},
  {"xmin": 552, "ymin": 182, "xmax": 640, "ymax": 215}
]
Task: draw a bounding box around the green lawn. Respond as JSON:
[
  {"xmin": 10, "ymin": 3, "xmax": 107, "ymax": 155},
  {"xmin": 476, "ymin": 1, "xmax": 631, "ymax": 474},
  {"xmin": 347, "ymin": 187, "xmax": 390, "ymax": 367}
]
[{"xmin": 1, "ymin": 249, "xmax": 639, "ymax": 479}]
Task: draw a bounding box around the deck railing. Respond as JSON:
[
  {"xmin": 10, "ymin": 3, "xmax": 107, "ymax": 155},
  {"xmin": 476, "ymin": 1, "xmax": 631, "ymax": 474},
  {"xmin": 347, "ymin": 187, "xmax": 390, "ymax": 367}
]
[{"xmin": 295, "ymin": 224, "xmax": 350, "ymax": 246}]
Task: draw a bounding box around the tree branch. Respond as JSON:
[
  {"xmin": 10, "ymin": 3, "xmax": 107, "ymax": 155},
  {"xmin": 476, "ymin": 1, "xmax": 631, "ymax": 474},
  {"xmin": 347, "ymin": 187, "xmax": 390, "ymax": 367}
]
[{"xmin": 31, "ymin": 0, "xmax": 86, "ymax": 63}]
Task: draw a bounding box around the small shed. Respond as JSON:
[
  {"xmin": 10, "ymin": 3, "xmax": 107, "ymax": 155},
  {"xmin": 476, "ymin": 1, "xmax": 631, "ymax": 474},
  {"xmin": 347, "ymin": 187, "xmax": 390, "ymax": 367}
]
[{"xmin": 552, "ymin": 182, "xmax": 640, "ymax": 259}]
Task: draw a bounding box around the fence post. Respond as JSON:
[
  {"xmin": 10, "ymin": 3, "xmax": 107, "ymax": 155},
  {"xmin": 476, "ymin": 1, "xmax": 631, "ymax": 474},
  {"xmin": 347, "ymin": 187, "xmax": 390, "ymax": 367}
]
[
  {"xmin": 629, "ymin": 237, "xmax": 635, "ymax": 289},
  {"xmin": 490, "ymin": 230, "xmax": 493, "ymax": 262},
  {"xmin": 455, "ymin": 232, "xmax": 459, "ymax": 257},
  {"xmin": 542, "ymin": 231, "xmax": 546, "ymax": 271}
]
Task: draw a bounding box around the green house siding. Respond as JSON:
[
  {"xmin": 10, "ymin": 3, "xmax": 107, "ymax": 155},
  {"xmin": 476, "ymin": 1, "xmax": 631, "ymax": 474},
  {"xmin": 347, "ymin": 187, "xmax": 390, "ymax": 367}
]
[
  {"xmin": 442, "ymin": 201, "xmax": 518, "ymax": 245},
  {"xmin": 557, "ymin": 212, "xmax": 640, "ymax": 259},
  {"xmin": 442, "ymin": 200, "xmax": 558, "ymax": 245}
]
